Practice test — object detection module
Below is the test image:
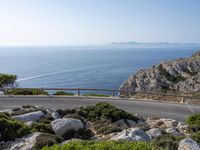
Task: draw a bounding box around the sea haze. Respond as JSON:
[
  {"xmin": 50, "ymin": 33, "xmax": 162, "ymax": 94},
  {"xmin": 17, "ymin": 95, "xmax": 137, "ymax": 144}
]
[{"xmin": 0, "ymin": 47, "xmax": 199, "ymax": 92}]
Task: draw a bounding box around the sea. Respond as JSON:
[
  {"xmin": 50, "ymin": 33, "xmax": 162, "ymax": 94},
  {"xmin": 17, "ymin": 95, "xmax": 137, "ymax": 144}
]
[{"xmin": 0, "ymin": 46, "xmax": 199, "ymax": 94}]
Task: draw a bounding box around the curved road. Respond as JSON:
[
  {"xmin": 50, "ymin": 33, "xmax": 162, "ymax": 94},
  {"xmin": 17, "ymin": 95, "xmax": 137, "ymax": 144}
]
[{"xmin": 0, "ymin": 96, "xmax": 199, "ymax": 121}]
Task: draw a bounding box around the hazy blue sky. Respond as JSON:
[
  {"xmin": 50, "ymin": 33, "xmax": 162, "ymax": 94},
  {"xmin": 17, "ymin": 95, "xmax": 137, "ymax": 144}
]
[{"xmin": 0, "ymin": 0, "xmax": 200, "ymax": 46}]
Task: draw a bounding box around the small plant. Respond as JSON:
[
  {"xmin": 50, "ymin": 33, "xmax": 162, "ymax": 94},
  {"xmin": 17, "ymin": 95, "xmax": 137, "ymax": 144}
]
[
  {"xmin": 34, "ymin": 133, "xmax": 63, "ymax": 150},
  {"xmin": 186, "ymin": 113, "xmax": 200, "ymax": 126},
  {"xmin": 0, "ymin": 113, "xmax": 30, "ymax": 141},
  {"xmin": 83, "ymin": 93, "xmax": 110, "ymax": 97},
  {"xmin": 62, "ymin": 128, "xmax": 93, "ymax": 140},
  {"xmin": 53, "ymin": 91, "xmax": 74, "ymax": 96},
  {"xmin": 31, "ymin": 123, "xmax": 55, "ymax": 134},
  {"xmin": 5, "ymin": 88, "xmax": 49, "ymax": 95}
]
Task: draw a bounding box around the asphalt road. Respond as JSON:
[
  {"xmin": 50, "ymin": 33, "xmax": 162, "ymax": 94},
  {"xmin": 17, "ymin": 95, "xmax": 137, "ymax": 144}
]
[{"xmin": 0, "ymin": 96, "xmax": 199, "ymax": 121}]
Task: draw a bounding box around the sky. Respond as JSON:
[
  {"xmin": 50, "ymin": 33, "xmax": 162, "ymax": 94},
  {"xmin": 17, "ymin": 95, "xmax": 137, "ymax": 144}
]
[{"xmin": 0, "ymin": 0, "xmax": 200, "ymax": 46}]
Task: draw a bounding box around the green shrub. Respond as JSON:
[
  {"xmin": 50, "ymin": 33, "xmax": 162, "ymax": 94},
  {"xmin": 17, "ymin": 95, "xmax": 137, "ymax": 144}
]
[
  {"xmin": 5, "ymin": 88, "xmax": 49, "ymax": 95},
  {"xmin": 53, "ymin": 91, "xmax": 74, "ymax": 96},
  {"xmin": 62, "ymin": 128, "xmax": 93, "ymax": 140},
  {"xmin": 56, "ymin": 108, "xmax": 76, "ymax": 118},
  {"xmin": 190, "ymin": 132, "xmax": 200, "ymax": 143},
  {"xmin": 34, "ymin": 133, "xmax": 63, "ymax": 150},
  {"xmin": 42, "ymin": 141, "xmax": 161, "ymax": 150},
  {"xmin": 186, "ymin": 113, "xmax": 200, "ymax": 126},
  {"xmin": 0, "ymin": 73, "xmax": 17, "ymax": 88},
  {"xmin": 83, "ymin": 93, "xmax": 110, "ymax": 97},
  {"xmin": 31, "ymin": 123, "xmax": 55, "ymax": 134},
  {"xmin": 158, "ymin": 64, "xmax": 186, "ymax": 83},
  {"xmin": 97, "ymin": 126, "xmax": 122, "ymax": 134},
  {"xmin": 0, "ymin": 113, "xmax": 30, "ymax": 141},
  {"xmin": 77, "ymin": 102, "xmax": 139, "ymax": 122},
  {"xmin": 153, "ymin": 134, "xmax": 185, "ymax": 150},
  {"xmin": 38, "ymin": 116, "xmax": 54, "ymax": 124}
]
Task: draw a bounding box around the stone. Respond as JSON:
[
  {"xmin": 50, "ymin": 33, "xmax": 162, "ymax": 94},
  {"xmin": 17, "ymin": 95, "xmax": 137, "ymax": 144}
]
[
  {"xmin": 51, "ymin": 118, "xmax": 84, "ymax": 136},
  {"xmin": 178, "ymin": 138, "xmax": 200, "ymax": 150},
  {"xmin": 51, "ymin": 112, "xmax": 60, "ymax": 119},
  {"xmin": 12, "ymin": 111, "xmax": 45, "ymax": 122},
  {"xmin": 147, "ymin": 128, "xmax": 162, "ymax": 138},
  {"xmin": 0, "ymin": 91, "xmax": 4, "ymax": 96},
  {"xmin": 10, "ymin": 132, "xmax": 41, "ymax": 150},
  {"xmin": 111, "ymin": 127, "xmax": 151, "ymax": 141},
  {"xmin": 126, "ymin": 119, "xmax": 137, "ymax": 127},
  {"xmin": 177, "ymin": 122, "xmax": 189, "ymax": 135},
  {"xmin": 165, "ymin": 128, "xmax": 183, "ymax": 136},
  {"xmin": 113, "ymin": 119, "xmax": 128, "ymax": 128}
]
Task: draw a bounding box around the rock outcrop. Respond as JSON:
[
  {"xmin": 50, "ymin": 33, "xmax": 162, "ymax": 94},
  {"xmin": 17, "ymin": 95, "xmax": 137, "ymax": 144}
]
[
  {"xmin": 12, "ymin": 111, "xmax": 45, "ymax": 122},
  {"xmin": 111, "ymin": 127, "xmax": 151, "ymax": 141},
  {"xmin": 51, "ymin": 118, "xmax": 84, "ymax": 136},
  {"xmin": 178, "ymin": 138, "xmax": 200, "ymax": 150},
  {"xmin": 120, "ymin": 51, "xmax": 200, "ymax": 96}
]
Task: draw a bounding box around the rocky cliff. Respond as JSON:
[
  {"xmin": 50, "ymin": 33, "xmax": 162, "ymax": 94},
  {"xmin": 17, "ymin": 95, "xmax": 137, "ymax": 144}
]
[{"xmin": 120, "ymin": 51, "xmax": 200, "ymax": 96}]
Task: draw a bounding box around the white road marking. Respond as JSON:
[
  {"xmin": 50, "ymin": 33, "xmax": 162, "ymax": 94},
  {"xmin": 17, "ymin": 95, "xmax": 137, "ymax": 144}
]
[{"xmin": 187, "ymin": 105, "xmax": 194, "ymax": 114}]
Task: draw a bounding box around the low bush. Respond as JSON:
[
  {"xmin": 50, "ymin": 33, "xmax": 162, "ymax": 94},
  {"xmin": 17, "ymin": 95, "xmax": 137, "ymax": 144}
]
[
  {"xmin": 34, "ymin": 133, "xmax": 63, "ymax": 150},
  {"xmin": 83, "ymin": 93, "xmax": 110, "ymax": 97},
  {"xmin": 0, "ymin": 113, "xmax": 30, "ymax": 141},
  {"xmin": 5, "ymin": 88, "xmax": 49, "ymax": 95},
  {"xmin": 38, "ymin": 116, "xmax": 54, "ymax": 124},
  {"xmin": 190, "ymin": 132, "xmax": 200, "ymax": 143},
  {"xmin": 56, "ymin": 108, "xmax": 76, "ymax": 118},
  {"xmin": 152, "ymin": 134, "xmax": 185, "ymax": 150},
  {"xmin": 62, "ymin": 128, "xmax": 93, "ymax": 140},
  {"xmin": 77, "ymin": 102, "xmax": 139, "ymax": 122},
  {"xmin": 53, "ymin": 91, "xmax": 74, "ymax": 96},
  {"xmin": 42, "ymin": 141, "xmax": 161, "ymax": 150},
  {"xmin": 31, "ymin": 123, "xmax": 55, "ymax": 134},
  {"xmin": 97, "ymin": 126, "xmax": 122, "ymax": 135},
  {"xmin": 186, "ymin": 113, "xmax": 200, "ymax": 126}
]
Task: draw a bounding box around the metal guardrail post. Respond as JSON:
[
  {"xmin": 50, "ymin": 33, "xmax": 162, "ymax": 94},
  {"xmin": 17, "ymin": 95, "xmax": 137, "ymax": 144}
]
[
  {"xmin": 77, "ymin": 89, "xmax": 80, "ymax": 96},
  {"xmin": 112, "ymin": 90, "xmax": 115, "ymax": 97}
]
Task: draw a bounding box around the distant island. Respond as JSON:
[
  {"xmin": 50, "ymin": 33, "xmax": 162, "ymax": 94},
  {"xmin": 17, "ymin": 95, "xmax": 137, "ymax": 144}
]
[{"xmin": 109, "ymin": 42, "xmax": 200, "ymax": 48}]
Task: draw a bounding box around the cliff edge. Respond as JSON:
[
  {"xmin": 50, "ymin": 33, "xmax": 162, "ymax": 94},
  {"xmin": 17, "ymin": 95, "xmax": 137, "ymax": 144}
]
[{"xmin": 120, "ymin": 51, "xmax": 200, "ymax": 96}]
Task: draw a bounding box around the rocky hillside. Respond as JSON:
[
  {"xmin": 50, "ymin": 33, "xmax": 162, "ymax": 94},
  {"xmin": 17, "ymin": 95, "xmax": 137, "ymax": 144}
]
[{"xmin": 120, "ymin": 51, "xmax": 200, "ymax": 96}]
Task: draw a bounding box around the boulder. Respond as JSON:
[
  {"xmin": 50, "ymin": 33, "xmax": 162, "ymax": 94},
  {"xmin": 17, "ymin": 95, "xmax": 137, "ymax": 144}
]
[
  {"xmin": 165, "ymin": 128, "xmax": 183, "ymax": 136},
  {"xmin": 147, "ymin": 128, "xmax": 162, "ymax": 138},
  {"xmin": 178, "ymin": 138, "xmax": 200, "ymax": 150},
  {"xmin": 126, "ymin": 119, "xmax": 137, "ymax": 127},
  {"xmin": 51, "ymin": 112, "xmax": 60, "ymax": 119},
  {"xmin": 51, "ymin": 118, "xmax": 84, "ymax": 136},
  {"xmin": 111, "ymin": 127, "xmax": 150, "ymax": 141},
  {"xmin": 0, "ymin": 91, "xmax": 4, "ymax": 96},
  {"xmin": 12, "ymin": 111, "xmax": 45, "ymax": 122},
  {"xmin": 10, "ymin": 132, "xmax": 41, "ymax": 150},
  {"xmin": 113, "ymin": 119, "xmax": 128, "ymax": 128},
  {"xmin": 177, "ymin": 122, "xmax": 189, "ymax": 135}
]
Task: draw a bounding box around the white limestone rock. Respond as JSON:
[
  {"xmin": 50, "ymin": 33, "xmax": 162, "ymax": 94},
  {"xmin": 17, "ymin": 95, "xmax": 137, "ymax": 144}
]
[
  {"xmin": 51, "ymin": 118, "xmax": 84, "ymax": 136},
  {"xmin": 178, "ymin": 138, "xmax": 200, "ymax": 150},
  {"xmin": 10, "ymin": 132, "xmax": 41, "ymax": 150},
  {"xmin": 12, "ymin": 111, "xmax": 45, "ymax": 122},
  {"xmin": 111, "ymin": 128, "xmax": 150, "ymax": 141},
  {"xmin": 147, "ymin": 128, "xmax": 162, "ymax": 138}
]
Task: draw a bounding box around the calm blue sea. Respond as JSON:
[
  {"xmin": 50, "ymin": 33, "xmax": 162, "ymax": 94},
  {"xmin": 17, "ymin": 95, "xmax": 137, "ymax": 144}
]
[{"xmin": 0, "ymin": 47, "xmax": 199, "ymax": 92}]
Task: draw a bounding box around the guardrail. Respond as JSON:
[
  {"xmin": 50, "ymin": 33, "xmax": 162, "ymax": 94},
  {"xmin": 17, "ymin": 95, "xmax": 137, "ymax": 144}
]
[{"xmin": 1, "ymin": 87, "xmax": 200, "ymax": 101}]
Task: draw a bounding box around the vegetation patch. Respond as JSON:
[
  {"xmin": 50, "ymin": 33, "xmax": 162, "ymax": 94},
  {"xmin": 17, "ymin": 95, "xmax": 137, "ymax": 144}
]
[
  {"xmin": 31, "ymin": 123, "xmax": 55, "ymax": 134},
  {"xmin": 62, "ymin": 128, "xmax": 93, "ymax": 140},
  {"xmin": 0, "ymin": 113, "xmax": 30, "ymax": 141},
  {"xmin": 34, "ymin": 133, "xmax": 63, "ymax": 150},
  {"xmin": 0, "ymin": 73, "xmax": 17, "ymax": 88},
  {"xmin": 5, "ymin": 88, "xmax": 49, "ymax": 95},
  {"xmin": 186, "ymin": 113, "xmax": 200, "ymax": 126},
  {"xmin": 42, "ymin": 141, "xmax": 161, "ymax": 150},
  {"xmin": 152, "ymin": 134, "xmax": 185, "ymax": 150},
  {"xmin": 83, "ymin": 93, "xmax": 110, "ymax": 97},
  {"xmin": 53, "ymin": 91, "xmax": 74, "ymax": 96},
  {"xmin": 77, "ymin": 102, "xmax": 139, "ymax": 122},
  {"xmin": 184, "ymin": 68, "xmax": 198, "ymax": 76},
  {"xmin": 158, "ymin": 64, "xmax": 186, "ymax": 83}
]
